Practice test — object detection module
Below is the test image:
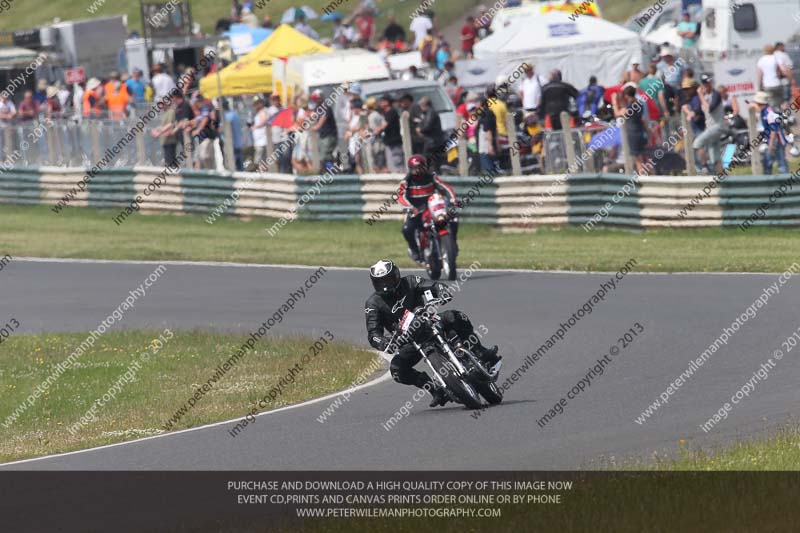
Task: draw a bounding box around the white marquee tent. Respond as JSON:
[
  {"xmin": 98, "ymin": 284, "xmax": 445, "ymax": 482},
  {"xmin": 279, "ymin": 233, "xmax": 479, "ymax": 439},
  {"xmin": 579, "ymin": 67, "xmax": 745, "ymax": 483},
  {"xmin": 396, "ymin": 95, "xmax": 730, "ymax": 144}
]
[{"xmin": 474, "ymin": 12, "xmax": 643, "ymax": 87}]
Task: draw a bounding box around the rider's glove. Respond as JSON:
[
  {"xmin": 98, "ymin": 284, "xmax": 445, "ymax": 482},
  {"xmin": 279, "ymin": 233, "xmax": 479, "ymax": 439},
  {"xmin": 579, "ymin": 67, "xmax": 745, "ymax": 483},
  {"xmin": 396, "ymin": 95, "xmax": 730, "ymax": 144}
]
[{"xmin": 373, "ymin": 336, "xmax": 390, "ymax": 351}]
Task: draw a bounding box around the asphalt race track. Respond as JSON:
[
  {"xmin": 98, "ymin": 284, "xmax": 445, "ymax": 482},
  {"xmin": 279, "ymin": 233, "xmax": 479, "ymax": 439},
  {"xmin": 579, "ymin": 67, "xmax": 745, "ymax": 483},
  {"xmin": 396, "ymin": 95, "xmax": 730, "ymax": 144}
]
[{"xmin": 2, "ymin": 258, "xmax": 799, "ymax": 470}]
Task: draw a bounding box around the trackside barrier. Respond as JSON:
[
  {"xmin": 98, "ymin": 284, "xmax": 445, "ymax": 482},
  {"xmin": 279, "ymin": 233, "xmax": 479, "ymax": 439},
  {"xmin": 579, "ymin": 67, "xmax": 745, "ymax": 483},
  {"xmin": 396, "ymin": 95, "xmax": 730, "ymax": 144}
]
[{"xmin": 1, "ymin": 168, "xmax": 798, "ymax": 229}]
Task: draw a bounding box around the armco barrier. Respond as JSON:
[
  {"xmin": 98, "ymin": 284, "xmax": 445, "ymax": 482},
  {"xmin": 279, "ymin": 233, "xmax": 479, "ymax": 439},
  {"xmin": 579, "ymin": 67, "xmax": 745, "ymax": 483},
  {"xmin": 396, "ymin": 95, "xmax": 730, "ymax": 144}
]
[{"xmin": 0, "ymin": 167, "xmax": 798, "ymax": 229}]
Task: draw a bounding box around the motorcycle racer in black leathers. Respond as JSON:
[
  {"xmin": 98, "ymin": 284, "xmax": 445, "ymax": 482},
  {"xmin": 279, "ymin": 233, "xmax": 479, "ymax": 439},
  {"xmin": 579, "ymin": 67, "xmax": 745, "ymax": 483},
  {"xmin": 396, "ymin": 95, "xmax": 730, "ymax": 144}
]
[
  {"xmin": 365, "ymin": 259, "xmax": 500, "ymax": 407},
  {"xmin": 398, "ymin": 154, "xmax": 459, "ymax": 264}
]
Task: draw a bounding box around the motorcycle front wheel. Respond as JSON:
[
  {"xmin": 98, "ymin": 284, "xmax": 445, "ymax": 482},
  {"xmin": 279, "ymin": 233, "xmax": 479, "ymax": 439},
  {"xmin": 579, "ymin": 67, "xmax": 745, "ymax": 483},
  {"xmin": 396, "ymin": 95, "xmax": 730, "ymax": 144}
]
[
  {"xmin": 440, "ymin": 233, "xmax": 457, "ymax": 281},
  {"xmin": 426, "ymin": 237, "xmax": 442, "ymax": 280},
  {"xmin": 426, "ymin": 350, "xmax": 483, "ymax": 410}
]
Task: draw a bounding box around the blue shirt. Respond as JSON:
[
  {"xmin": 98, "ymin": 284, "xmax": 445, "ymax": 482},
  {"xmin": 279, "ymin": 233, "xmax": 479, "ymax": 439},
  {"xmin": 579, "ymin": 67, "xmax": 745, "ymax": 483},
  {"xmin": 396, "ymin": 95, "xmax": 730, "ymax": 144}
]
[
  {"xmin": 225, "ymin": 110, "xmax": 243, "ymax": 149},
  {"xmin": 435, "ymin": 49, "xmax": 450, "ymax": 71},
  {"xmin": 126, "ymin": 78, "xmax": 146, "ymax": 103},
  {"xmin": 761, "ymin": 106, "xmax": 788, "ymax": 146}
]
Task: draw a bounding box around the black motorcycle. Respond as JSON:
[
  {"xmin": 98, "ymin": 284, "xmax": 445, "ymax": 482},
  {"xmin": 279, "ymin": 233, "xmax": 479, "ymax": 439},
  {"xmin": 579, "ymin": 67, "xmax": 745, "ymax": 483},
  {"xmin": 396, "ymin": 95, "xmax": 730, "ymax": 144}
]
[{"xmin": 386, "ymin": 299, "xmax": 503, "ymax": 410}]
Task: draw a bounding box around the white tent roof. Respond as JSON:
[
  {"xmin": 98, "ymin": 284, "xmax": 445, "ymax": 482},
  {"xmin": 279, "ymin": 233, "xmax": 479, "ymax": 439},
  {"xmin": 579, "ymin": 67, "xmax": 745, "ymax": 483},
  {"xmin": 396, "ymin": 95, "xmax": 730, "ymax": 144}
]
[{"xmin": 474, "ymin": 12, "xmax": 643, "ymax": 87}]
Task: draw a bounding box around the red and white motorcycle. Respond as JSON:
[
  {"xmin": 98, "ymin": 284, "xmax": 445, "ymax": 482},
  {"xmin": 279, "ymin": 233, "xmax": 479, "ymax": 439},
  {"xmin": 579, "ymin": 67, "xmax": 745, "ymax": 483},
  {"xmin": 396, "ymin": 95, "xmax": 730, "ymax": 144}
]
[{"xmin": 411, "ymin": 192, "xmax": 458, "ymax": 281}]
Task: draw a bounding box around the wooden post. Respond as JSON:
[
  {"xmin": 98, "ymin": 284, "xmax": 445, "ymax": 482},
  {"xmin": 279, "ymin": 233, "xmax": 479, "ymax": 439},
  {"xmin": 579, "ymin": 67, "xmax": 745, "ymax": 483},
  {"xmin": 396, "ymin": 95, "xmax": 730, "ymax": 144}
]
[
  {"xmin": 581, "ymin": 132, "xmax": 596, "ymax": 173},
  {"xmin": 90, "ymin": 122, "xmax": 101, "ymax": 163},
  {"xmin": 265, "ymin": 127, "xmax": 277, "ymax": 172},
  {"xmin": 222, "ymin": 119, "xmax": 236, "ymax": 171},
  {"xmin": 362, "ymin": 133, "xmax": 375, "ymax": 174},
  {"xmin": 506, "ymin": 112, "xmax": 522, "ymax": 176},
  {"xmin": 747, "ymin": 106, "xmax": 762, "ymax": 175},
  {"xmin": 136, "ymin": 127, "xmax": 146, "ymax": 165},
  {"xmin": 620, "ymin": 120, "xmax": 635, "ymax": 175},
  {"xmin": 681, "ymin": 113, "xmax": 696, "ymax": 175},
  {"xmin": 182, "ymin": 130, "xmax": 194, "ymax": 169},
  {"xmin": 560, "ymin": 111, "xmax": 577, "ymax": 174},
  {"xmin": 457, "ymin": 136, "xmax": 468, "ymax": 176},
  {"xmin": 3, "ymin": 127, "xmax": 13, "ymax": 161},
  {"xmin": 400, "ymin": 111, "xmax": 412, "ymax": 168},
  {"xmin": 309, "ymin": 129, "xmax": 320, "ymax": 172}
]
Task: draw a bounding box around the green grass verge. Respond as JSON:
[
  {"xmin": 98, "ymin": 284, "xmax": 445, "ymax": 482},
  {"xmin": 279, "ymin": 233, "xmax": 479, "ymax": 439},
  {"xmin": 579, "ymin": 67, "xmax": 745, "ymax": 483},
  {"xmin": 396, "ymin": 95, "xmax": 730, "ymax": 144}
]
[
  {"xmin": 2, "ymin": 205, "xmax": 799, "ymax": 272},
  {"xmin": 613, "ymin": 426, "xmax": 800, "ymax": 471},
  {"xmin": 0, "ymin": 329, "xmax": 380, "ymax": 462}
]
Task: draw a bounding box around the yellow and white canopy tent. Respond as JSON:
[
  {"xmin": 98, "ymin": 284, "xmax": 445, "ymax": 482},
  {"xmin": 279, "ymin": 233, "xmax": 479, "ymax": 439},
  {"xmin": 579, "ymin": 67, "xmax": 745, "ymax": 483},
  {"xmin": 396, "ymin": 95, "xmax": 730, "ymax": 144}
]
[{"xmin": 199, "ymin": 24, "xmax": 330, "ymax": 98}]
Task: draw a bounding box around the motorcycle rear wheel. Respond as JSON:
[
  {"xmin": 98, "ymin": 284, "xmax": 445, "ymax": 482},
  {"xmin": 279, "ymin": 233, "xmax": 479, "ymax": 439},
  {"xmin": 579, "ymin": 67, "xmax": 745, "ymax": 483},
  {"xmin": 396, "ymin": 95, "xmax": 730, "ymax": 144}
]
[{"xmin": 427, "ymin": 350, "xmax": 483, "ymax": 410}]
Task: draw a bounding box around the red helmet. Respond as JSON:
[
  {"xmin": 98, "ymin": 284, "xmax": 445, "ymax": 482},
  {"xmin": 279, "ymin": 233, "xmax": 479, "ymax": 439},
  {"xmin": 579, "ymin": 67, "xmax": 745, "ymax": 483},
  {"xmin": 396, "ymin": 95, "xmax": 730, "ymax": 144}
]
[{"xmin": 408, "ymin": 155, "xmax": 428, "ymax": 178}]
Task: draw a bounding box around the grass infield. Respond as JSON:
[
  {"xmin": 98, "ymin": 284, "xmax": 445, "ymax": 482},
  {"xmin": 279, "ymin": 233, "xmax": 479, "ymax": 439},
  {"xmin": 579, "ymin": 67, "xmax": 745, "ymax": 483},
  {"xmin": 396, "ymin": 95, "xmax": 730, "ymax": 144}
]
[
  {"xmin": 1, "ymin": 205, "xmax": 798, "ymax": 272},
  {"xmin": 0, "ymin": 329, "xmax": 380, "ymax": 462}
]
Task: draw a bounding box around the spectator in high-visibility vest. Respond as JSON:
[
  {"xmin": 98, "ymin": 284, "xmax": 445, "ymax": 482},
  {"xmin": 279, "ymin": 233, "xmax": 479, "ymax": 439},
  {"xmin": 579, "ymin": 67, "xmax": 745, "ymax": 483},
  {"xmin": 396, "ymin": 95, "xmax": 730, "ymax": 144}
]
[
  {"xmin": 106, "ymin": 79, "xmax": 130, "ymax": 119},
  {"xmin": 82, "ymin": 78, "xmax": 104, "ymax": 118}
]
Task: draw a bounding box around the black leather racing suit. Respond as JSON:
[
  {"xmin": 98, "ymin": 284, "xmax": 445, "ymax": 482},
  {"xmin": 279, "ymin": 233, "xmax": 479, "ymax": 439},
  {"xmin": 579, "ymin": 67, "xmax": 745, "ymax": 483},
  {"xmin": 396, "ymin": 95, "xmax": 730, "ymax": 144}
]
[
  {"xmin": 365, "ymin": 275, "xmax": 486, "ymax": 390},
  {"xmin": 397, "ymin": 172, "xmax": 458, "ymax": 258}
]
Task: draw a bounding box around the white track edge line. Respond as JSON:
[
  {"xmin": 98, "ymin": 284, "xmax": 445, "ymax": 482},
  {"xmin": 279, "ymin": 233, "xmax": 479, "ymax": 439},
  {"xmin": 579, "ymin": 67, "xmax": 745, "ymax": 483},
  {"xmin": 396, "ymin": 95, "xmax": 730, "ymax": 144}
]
[{"xmin": 10, "ymin": 256, "xmax": 778, "ymax": 276}]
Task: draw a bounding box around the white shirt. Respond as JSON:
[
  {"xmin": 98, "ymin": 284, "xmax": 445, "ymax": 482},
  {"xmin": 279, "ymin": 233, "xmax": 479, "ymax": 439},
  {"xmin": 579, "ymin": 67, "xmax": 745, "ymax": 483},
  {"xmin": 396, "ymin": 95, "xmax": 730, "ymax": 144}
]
[
  {"xmin": 757, "ymin": 54, "xmax": 781, "ymax": 89},
  {"xmin": 409, "ymin": 16, "xmax": 433, "ymax": 48},
  {"xmin": 0, "ymin": 99, "xmax": 16, "ymax": 125},
  {"xmin": 520, "ymin": 74, "xmax": 543, "ymax": 110},
  {"xmin": 251, "ymin": 108, "xmax": 268, "ymax": 147},
  {"xmin": 775, "ymin": 50, "xmax": 794, "ymax": 71},
  {"xmin": 152, "ymin": 72, "xmax": 177, "ymax": 100}
]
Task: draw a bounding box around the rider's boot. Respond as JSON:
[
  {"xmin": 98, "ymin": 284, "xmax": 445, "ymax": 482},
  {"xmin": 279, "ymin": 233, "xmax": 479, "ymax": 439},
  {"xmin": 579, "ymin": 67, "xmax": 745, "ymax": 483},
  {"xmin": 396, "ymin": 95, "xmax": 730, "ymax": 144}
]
[
  {"xmin": 475, "ymin": 343, "xmax": 501, "ymax": 369},
  {"xmin": 428, "ymin": 385, "xmax": 450, "ymax": 407},
  {"xmin": 407, "ymin": 246, "xmax": 423, "ymax": 264}
]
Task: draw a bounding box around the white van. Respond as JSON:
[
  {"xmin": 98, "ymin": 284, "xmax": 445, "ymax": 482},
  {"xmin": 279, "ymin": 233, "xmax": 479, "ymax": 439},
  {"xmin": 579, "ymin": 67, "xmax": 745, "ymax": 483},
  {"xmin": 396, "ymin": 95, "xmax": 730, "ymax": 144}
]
[
  {"xmin": 286, "ymin": 49, "xmax": 390, "ymax": 96},
  {"xmin": 699, "ymin": 0, "xmax": 800, "ymax": 56},
  {"xmin": 360, "ymin": 79, "xmax": 457, "ymax": 133}
]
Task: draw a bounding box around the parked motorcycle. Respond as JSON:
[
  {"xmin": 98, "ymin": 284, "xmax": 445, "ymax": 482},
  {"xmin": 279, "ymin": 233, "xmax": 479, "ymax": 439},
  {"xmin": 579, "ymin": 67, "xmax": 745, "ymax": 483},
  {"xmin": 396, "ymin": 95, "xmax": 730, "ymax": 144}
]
[
  {"xmin": 386, "ymin": 298, "xmax": 503, "ymax": 410},
  {"xmin": 410, "ymin": 192, "xmax": 459, "ymax": 281}
]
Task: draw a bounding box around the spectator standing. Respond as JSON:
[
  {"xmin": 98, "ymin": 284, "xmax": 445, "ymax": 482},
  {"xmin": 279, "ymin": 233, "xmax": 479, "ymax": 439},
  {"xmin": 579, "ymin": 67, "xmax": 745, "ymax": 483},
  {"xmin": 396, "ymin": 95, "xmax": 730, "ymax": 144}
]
[
  {"xmin": 399, "ymin": 93, "xmax": 423, "ymax": 155},
  {"xmin": 540, "ymin": 70, "xmax": 578, "ymax": 130},
  {"xmin": 251, "ymin": 96, "xmax": 269, "ymax": 169},
  {"xmin": 294, "ymin": 15, "xmax": 320, "ymax": 40},
  {"xmin": 240, "ymin": 6, "xmax": 259, "ymax": 28},
  {"xmin": 82, "ymin": 78, "xmax": 104, "ymax": 118},
  {"xmin": 151, "ymin": 64, "xmax": 176, "ymax": 101},
  {"xmin": 476, "ymin": 97, "xmax": 498, "ymax": 172},
  {"xmin": 151, "ymin": 98, "xmax": 181, "ymax": 168},
  {"xmin": 435, "ymin": 42, "xmax": 451, "ymax": 72},
  {"xmin": 0, "ymin": 92, "xmax": 17, "ymax": 125},
  {"xmin": 34, "ymin": 79, "xmax": 48, "ymax": 106},
  {"xmin": 719, "ymin": 85, "xmax": 740, "ymax": 117},
  {"xmin": 757, "ymin": 45, "xmax": 783, "ymax": 107},
  {"xmin": 382, "ymin": 15, "xmax": 406, "ymax": 44},
  {"xmin": 290, "ymin": 95, "xmax": 313, "ymax": 174},
  {"xmin": 461, "ymin": 16, "xmax": 477, "ymax": 57},
  {"xmin": 677, "ymin": 10, "xmax": 699, "ymax": 50},
  {"xmin": 444, "ymin": 75, "xmax": 463, "ymax": 106},
  {"xmin": 310, "ymin": 90, "xmax": 338, "ymax": 171},
  {"xmin": 55, "ymin": 81, "xmax": 70, "ymax": 109},
  {"xmin": 44, "ymin": 86, "xmax": 62, "ymax": 119},
  {"xmin": 346, "ymin": 98, "xmax": 367, "ymax": 173},
  {"xmin": 333, "ymin": 19, "xmax": 354, "ymax": 49},
  {"xmin": 223, "ymin": 100, "xmax": 244, "ymax": 171},
  {"xmin": 774, "ymin": 42, "xmax": 794, "ymax": 104},
  {"xmin": 657, "ymin": 47, "xmax": 684, "ymax": 92},
  {"xmin": 416, "ymin": 96, "xmax": 445, "ymax": 170},
  {"xmin": 614, "ymin": 85, "xmax": 650, "ymax": 175},
  {"xmin": 750, "ymin": 91, "xmax": 789, "ymax": 174},
  {"xmin": 365, "ymin": 97, "xmax": 387, "ymax": 172},
  {"xmin": 125, "ymin": 68, "xmax": 147, "ymax": 105},
  {"xmin": 520, "ymin": 64, "xmax": 544, "ymax": 116},
  {"xmin": 106, "ymin": 79, "xmax": 130, "ymax": 120},
  {"xmin": 410, "ymin": 11, "xmax": 433, "ymax": 49},
  {"xmin": 266, "ymin": 94, "xmax": 292, "ymax": 173},
  {"xmin": 419, "ymin": 30, "xmax": 438, "ymax": 68},
  {"xmin": 693, "ymin": 74, "xmax": 724, "ymax": 174},
  {"xmin": 355, "ymin": 11, "xmax": 375, "ymax": 47},
  {"xmin": 627, "ymin": 61, "xmax": 644, "ymax": 85},
  {"xmin": 578, "ymin": 76, "xmax": 605, "ymax": 117},
  {"xmin": 487, "ymin": 86, "xmax": 509, "ymax": 148},
  {"xmin": 192, "ymin": 95, "xmax": 218, "ymax": 169},
  {"xmin": 639, "ymin": 65, "xmax": 666, "ymax": 113},
  {"xmin": 17, "ymin": 90, "xmax": 40, "ymax": 122},
  {"xmin": 437, "ymin": 61, "xmax": 456, "ymax": 85},
  {"xmin": 377, "ymin": 95, "xmax": 404, "ymax": 172}
]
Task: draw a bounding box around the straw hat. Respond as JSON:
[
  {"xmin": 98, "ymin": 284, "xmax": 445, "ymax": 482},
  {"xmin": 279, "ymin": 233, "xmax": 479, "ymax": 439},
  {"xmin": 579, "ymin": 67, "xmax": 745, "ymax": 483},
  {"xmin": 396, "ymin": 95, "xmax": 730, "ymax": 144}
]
[
  {"xmin": 86, "ymin": 78, "xmax": 102, "ymax": 91},
  {"xmin": 46, "ymin": 86, "xmax": 58, "ymax": 98},
  {"xmin": 748, "ymin": 91, "xmax": 770, "ymax": 105}
]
